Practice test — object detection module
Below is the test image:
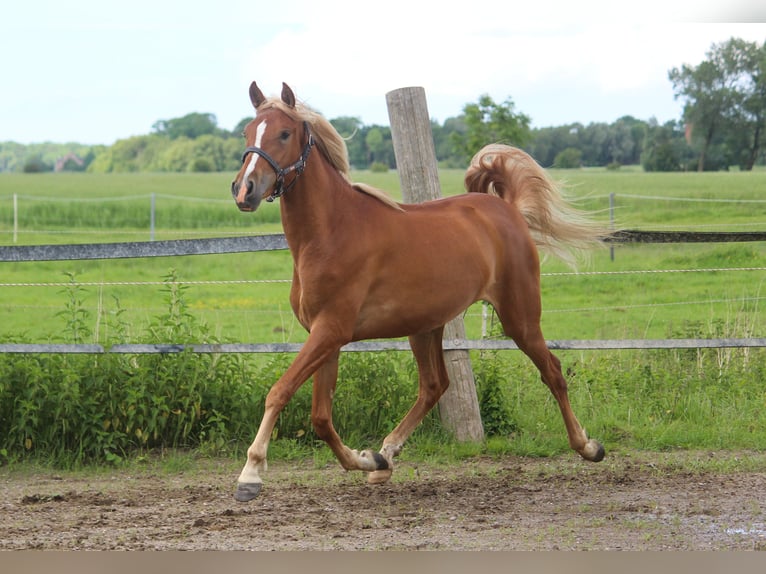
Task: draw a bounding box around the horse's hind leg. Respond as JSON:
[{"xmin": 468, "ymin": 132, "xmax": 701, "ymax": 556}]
[
  {"xmin": 368, "ymin": 327, "xmax": 451, "ymax": 484},
  {"xmin": 310, "ymin": 350, "xmax": 391, "ymax": 473},
  {"xmin": 494, "ymin": 299, "xmax": 605, "ymax": 463}
]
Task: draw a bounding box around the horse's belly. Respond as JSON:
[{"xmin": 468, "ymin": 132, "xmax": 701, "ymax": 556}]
[{"xmin": 352, "ymin": 285, "xmax": 479, "ymax": 340}]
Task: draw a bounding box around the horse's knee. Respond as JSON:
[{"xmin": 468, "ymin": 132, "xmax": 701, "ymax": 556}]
[
  {"xmin": 264, "ymin": 386, "xmax": 292, "ymax": 411},
  {"xmin": 537, "ymin": 352, "xmax": 568, "ymax": 392},
  {"xmin": 311, "ymin": 414, "xmax": 334, "ymax": 440},
  {"xmin": 421, "ymin": 376, "xmax": 449, "ymax": 408}
]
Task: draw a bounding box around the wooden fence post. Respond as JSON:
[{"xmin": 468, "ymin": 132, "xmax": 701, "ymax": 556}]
[{"xmin": 385, "ymin": 86, "xmax": 484, "ymax": 442}]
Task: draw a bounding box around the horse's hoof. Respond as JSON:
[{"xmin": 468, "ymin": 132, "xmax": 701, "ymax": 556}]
[
  {"xmin": 367, "ymin": 468, "xmax": 393, "ymax": 485},
  {"xmin": 234, "ymin": 482, "xmax": 262, "ymax": 502},
  {"xmin": 371, "ymin": 450, "xmax": 389, "ymax": 470},
  {"xmin": 359, "ymin": 449, "xmax": 390, "ymax": 471},
  {"xmin": 583, "ymin": 439, "xmax": 605, "ymax": 462}
]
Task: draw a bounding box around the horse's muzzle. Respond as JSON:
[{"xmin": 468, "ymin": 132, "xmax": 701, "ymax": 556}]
[{"xmin": 232, "ymin": 179, "xmax": 261, "ymax": 212}]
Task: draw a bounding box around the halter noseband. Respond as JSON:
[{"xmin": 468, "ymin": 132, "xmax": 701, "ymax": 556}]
[{"xmin": 240, "ymin": 121, "xmax": 315, "ymax": 202}]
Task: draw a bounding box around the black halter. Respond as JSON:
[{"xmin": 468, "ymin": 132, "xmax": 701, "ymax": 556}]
[{"xmin": 240, "ymin": 121, "xmax": 314, "ymax": 202}]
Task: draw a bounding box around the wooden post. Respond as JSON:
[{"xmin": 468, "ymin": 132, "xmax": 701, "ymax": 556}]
[{"xmin": 385, "ymin": 86, "xmax": 484, "ymax": 442}]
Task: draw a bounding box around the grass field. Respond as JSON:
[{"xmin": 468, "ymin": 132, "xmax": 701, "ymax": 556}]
[
  {"xmin": 1, "ymin": 168, "xmax": 764, "ymax": 345},
  {"xmin": 2, "ymin": 168, "xmax": 766, "ymax": 464}
]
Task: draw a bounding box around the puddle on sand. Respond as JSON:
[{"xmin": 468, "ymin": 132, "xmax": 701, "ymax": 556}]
[{"xmin": 725, "ymin": 526, "xmax": 766, "ymax": 538}]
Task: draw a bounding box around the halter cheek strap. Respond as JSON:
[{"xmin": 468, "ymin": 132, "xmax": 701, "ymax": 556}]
[{"xmin": 241, "ymin": 121, "xmax": 315, "ymax": 202}]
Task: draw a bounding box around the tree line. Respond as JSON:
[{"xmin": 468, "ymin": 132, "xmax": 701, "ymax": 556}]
[{"xmin": 2, "ymin": 37, "xmax": 763, "ymax": 174}]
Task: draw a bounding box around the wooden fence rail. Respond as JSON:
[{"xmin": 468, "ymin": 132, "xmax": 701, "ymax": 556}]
[
  {"xmin": 610, "ymin": 230, "xmax": 766, "ymax": 244},
  {"xmin": 2, "ymin": 338, "xmax": 766, "ymax": 355},
  {"xmin": 0, "ymin": 234, "xmax": 288, "ymax": 262},
  {"xmin": 1, "ymin": 229, "xmax": 765, "ymax": 263}
]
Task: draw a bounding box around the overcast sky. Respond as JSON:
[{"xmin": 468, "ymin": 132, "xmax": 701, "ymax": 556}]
[{"xmin": 1, "ymin": 1, "xmax": 764, "ymax": 145}]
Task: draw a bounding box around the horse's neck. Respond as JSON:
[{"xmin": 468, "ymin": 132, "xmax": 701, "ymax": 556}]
[{"xmin": 279, "ymin": 159, "xmax": 353, "ymax": 248}]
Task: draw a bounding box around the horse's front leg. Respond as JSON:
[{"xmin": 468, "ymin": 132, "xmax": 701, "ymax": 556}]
[
  {"xmin": 311, "ymin": 350, "xmax": 391, "ymax": 473},
  {"xmin": 368, "ymin": 327, "xmax": 451, "ymax": 485},
  {"xmin": 234, "ymin": 332, "xmax": 343, "ymax": 502}
]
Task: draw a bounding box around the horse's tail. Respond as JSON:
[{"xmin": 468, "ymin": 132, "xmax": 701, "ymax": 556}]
[{"xmin": 464, "ymin": 143, "xmax": 607, "ymax": 267}]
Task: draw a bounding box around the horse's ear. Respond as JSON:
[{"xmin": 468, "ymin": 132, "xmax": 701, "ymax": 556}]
[
  {"xmin": 281, "ymin": 83, "xmax": 296, "ymax": 108},
  {"xmin": 250, "ymin": 82, "xmax": 266, "ymax": 109}
]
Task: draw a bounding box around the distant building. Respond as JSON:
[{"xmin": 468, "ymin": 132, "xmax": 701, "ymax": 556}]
[{"xmin": 54, "ymin": 153, "xmax": 85, "ymax": 172}]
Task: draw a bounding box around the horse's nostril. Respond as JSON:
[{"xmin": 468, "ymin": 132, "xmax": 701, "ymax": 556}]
[{"xmin": 232, "ymin": 179, "xmax": 255, "ymax": 202}]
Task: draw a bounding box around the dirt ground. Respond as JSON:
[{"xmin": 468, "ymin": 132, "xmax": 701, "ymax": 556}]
[{"xmin": 2, "ymin": 450, "xmax": 765, "ymax": 550}]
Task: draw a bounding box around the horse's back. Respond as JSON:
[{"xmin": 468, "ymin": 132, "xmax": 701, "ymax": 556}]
[{"xmin": 398, "ymin": 192, "xmax": 535, "ymax": 258}]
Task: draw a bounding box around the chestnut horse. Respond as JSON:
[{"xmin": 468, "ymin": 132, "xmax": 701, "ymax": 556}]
[{"xmin": 230, "ymin": 82, "xmax": 606, "ymax": 502}]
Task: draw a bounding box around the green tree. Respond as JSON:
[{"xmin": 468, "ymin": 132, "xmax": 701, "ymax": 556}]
[
  {"xmin": 233, "ymin": 117, "xmax": 254, "ymax": 138},
  {"xmin": 152, "ymin": 112, "xmax": 220, "ymax": 140},
  {"xmin": 606, "ymin": 118, "xmax": 636, "ymax": 166},
  {"xmin": 730, "ymin": 39, "xmax": 766, "ymax": 170},
  {"xmin": 88, "ymin": 135, "xmax": 168, "ymax": 172},
  {"xmin": 579, "ymin": 122, "xmax": 610, "ymax": 166},
  {"xmin": 365, "ymin": 127, "xmax": 384, "ymax": 165},
  {"xmin": 22, "ymin": 157, "xmax": 50, "ymax": 173},
  {"xmin": 452, "ymin": 94, "xmax": 531, "ymax": 164},
  {"xmin": 641, "ymin": 119, "xmax": 691, "ymax": 172},
  {"xmin": 330, "ymin": 116, "xmax": 365, "ymax": 168},
  {"xmin": 158, "ymin": 138, "xmax": 197, "ymax": 172},
  {"xmin": 553, "ymin": 147, "xmax": 582, "ymax": 168},
  {"xmin": 527, "ymin": 124, "xmax": 582, "ymax": 167},
  {"xmin": 223, "ymin": 137, "xmax": 246, "ymax": 171},
  {"xmin": 190, "ymin": 135, "xmax": 228, "ymax": 171},
  {"xmin": 433, "ymin": 117, "xmax": 466, "ymax": 168},
  {"xmin": 617, "ymin": 116, "xmax": 649, "ymax": 165},
  {"xmin": 669, "ymin": 38, "xmax": 756, "ymax": 171},
  {"xmin": 0, "ymin": 142, "xmax": 25, "ymax": 172},
  {"xmin": 364, "ymin": 126, "xmax": 396, "ymax": 167}
]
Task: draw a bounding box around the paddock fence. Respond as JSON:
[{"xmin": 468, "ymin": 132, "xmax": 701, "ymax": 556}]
[{"xmin": 1, "ymin": 229, "xmax": 765, "ymax": 355}]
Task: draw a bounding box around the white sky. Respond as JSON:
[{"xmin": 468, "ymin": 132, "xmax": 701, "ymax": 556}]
[{"xmin": 1, "ymin": 1, "xmax": 764, "ymax": 144}]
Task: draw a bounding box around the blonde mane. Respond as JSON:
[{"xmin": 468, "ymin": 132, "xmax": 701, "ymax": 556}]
[{"xmin": 256, "ymin": 97, "xmax": 402, "ymax": 211}]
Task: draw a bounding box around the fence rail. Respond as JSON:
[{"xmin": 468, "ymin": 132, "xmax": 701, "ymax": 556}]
[
  {"xmin": 610, "ymin": 230, "xmax": 766, "ymax": 243},
  {"xmin": 2, "ymin": 338, "xmax": 766, "ymax": 355},
  {"xmin": 0, "ymin": 234, "xmax": 288, "ymax": 262},
  {"xmin": 1, "ymin": 229, "xmax": 765, "ymax": 262}
]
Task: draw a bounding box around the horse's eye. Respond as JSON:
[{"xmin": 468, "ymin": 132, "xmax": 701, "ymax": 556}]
[{"xmin": 280, "ymin": 130, "xmax": 291, "ymax": 141}]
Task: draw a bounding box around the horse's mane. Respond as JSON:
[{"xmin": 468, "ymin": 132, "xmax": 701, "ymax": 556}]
[{"xmin": 257, "ymin": 97, "xmax": 402, "ymax": 211}]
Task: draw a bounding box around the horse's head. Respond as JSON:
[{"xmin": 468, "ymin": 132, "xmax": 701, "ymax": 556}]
[{"xmin": 231, "ymin": 82, "xmax": 314, "ymax": 212}]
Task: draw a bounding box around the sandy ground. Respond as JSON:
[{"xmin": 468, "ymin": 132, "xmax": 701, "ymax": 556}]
[{"xmin": 1, "ymin": 450, "xmax": 765, "ymax": 550}]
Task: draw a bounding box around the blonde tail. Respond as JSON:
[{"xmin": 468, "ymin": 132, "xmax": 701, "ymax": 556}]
[{"xmin": 464, "ymin": 144, "xmax": 607, "ymax": 267}]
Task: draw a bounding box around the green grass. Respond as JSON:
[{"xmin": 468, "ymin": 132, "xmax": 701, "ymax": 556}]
[{"xmin": 470, "ymin": 345, "xmax": 766, "ymax": 456}]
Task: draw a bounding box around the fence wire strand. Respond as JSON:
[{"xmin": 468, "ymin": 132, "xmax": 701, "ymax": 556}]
[{"xmin": 0, "ymin": 265, "xmax": 763, "ymax": 288}]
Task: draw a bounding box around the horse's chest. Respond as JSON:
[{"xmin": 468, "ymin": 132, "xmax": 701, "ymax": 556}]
[
  {"xmin": 289, "ymin": 266, "xmax": 358, "ymax": 330},
  {"xmin": 289, "ymin": 275, "xmax": 327, "ymax": 329}
]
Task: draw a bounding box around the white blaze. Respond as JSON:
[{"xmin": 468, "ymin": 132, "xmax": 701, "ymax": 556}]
[{"xmin": 243, "ymin": 120, "xmax": 268, "ymax": 181}]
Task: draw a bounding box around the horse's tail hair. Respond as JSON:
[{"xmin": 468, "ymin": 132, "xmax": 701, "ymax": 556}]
[{"xmin": 464, "ymin": 143, "xmax": 608, "ymax": 267}]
